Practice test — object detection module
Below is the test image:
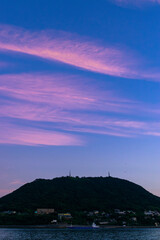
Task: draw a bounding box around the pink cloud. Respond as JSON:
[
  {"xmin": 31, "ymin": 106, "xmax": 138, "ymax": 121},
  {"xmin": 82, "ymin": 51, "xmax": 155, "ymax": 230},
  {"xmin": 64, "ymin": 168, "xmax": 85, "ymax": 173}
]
[
  {"xmin": 0, "ymin": 189, "xmax": 13, "ymax": 197},
  {"xmin": 0, "ymin": 73, "xmax": 135, "ymax": 114},
  {"xmin": 0, "ymin": 72, "xmax": 160, "ymax": 142},
  {"xmin": 1, "ymin": 101, "xmax": 160, "ymax": 141},
  {"xmin": 0, "ymin": 25, "xmax": 159, "ymax": 81},
  {"xmin": 1, "ymin": 100, "xmax": 159, "ymax": 139},
  {"xmin": 61, "ymin": 117, "xmax": 160, "ymax": 138},
  {"xmin": 0, "ymin": 72, "xmax": 144, "ymax": 144},
  {"xmin": 0, "ymin": 121, "xmax": 83, "ymax": 146},
  {"xmin": 111, "ymin": 0, "xmax": 160, "ymax": 7},
  {"xmin": 0, "ymin": 24, "xmax": 141, "ymax": 79},
  {"xmin": 0, "ymin": 100, "xmax": 146, "ymax": 138},
  {"xmin": 58, "ymin": 117, "xmax": 146, "ymax": 137},
  {"xmin": 0, "ymin": 100, "xmax": 143, "ymax": 137},
  {"xmin": 0, "ymin": 25, "xmax": 158, "ymax": 82},
  {"xmin": 10, "ymin": 180, "xmax": 25, "ymax": 185}
]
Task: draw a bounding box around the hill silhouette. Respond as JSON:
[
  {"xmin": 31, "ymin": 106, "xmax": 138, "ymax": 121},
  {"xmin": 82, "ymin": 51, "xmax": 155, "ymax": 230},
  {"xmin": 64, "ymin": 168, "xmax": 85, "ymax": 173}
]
[{"xmin": 0, "ymin": 176, "xmax": 160, "ymax": 212}]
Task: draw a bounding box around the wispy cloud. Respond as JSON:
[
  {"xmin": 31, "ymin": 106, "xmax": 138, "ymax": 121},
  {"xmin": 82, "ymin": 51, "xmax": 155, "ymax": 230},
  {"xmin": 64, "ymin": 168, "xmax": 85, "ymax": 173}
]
[
  {"xmin": 54, "ymin": 116, "xmax": 160, "ymax": 138},
  {"xmin": 0, "ymin": 121, "xmax": 82, "ymax": 146},
  {"xmin": 0, "ymin": 189, "xmax": 13, "ymax": 197},
  {"xmin": 0, "ymin": 24, "xmax": 159, "ymax": 81},
  {"xmin": 10, "ymin": 180, "xmax": 24, "ymax": 186},
  {"xmin": 0, "ymin": 24, "xmax": 143, "ymax": 79},
  {"xmin": 0, "ymin": 73, "xmax": 138, "ymax": 144},
  {"xmin": 0, "ymin": 73, "xmax": 135, "ymax": 114},
  {"xmin": 111, "ymin": 0, "xmax": 160, "ymax": 7},
  {"xmin": 0, "ymin": 72, "xmax": 160, "ymax": 144}
]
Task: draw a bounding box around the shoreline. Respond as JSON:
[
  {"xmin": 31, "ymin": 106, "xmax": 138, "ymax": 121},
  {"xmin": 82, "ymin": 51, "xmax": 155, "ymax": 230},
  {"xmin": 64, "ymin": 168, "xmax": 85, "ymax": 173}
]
[{"xmin": 0, "ymin": 225, "xmax": 160, "ymax": 229}]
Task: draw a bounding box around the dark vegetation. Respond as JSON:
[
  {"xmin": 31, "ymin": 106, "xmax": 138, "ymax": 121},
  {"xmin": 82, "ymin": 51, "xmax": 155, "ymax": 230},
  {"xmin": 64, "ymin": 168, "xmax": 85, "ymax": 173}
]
[
  {"xmin": 0, "ymin": 213, "xmax": 55, "ymax": 225},
  {"xmin": 0, "ymin": 176, "xmax": 160, "ymax": 212}
]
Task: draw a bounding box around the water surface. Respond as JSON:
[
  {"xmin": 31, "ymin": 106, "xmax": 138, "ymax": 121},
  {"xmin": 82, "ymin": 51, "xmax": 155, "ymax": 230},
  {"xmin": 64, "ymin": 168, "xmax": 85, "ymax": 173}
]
[{"xmin": 0, "ymin": 228, "xmax": 159, "ymax": 240}]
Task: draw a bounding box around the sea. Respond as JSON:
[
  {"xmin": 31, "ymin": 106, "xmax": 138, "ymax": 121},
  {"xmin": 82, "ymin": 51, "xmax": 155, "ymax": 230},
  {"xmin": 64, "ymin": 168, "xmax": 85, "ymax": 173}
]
[{"xmin": 0, "ymin": 228, "xmax": 160, "ymax": 240}]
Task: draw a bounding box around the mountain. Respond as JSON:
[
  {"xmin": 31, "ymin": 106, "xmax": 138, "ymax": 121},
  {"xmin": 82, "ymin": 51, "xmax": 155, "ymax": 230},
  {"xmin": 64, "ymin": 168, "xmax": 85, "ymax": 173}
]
[{"xmin": 0, "ymin": 176, "xmax": 160, "ymax": 212}]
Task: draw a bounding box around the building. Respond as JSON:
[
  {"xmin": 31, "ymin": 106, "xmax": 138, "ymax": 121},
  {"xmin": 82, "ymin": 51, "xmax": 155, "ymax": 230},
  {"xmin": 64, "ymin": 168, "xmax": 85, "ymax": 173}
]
[
  {"xmin": 144, "ymin": 210, "xmax": 160, "ymax": 217},
  {"xmin": 58, "ymin": 213, "xmax": 72, "ymax": 220},
  {"xmin": 1, "ymin": 211, "xmax": 16, "ymax": 215},
  {"xmin": 36, "ymin": 208, "xmax": 54, "ymax": 215},
  {"xmin": 114, "ymin": 209, "xmax": 126, "ymax": 215}
]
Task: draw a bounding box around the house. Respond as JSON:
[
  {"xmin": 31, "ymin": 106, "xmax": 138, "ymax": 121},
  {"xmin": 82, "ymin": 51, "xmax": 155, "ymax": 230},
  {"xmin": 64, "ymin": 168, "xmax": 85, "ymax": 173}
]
[
  {"xmin": 58, "ymin": 213, "xmax": 72, "ymax": 220},
  {"xmin": 144, "ymin": 210, "xmax": 154, "ymax": 216},
  {"xmin": 131, "ymin": 217, "xmax": 137, "ymax": 222},
  {"xmin": 51, "ymin": 219, "xmax": 57, "ymax": 224},
  {"xmin": 94, "ymin": 210, "xmax": 99, "ymax": 215},
  {"xmin": 36, "ymin": 208, "xmax": 55, "ymax": 215},
  {"xmin": 114, "ymin": 209, "xmax": 126, "ymax": 215},
  {"xmin": 99, "ymin": 221, "xmax": 109, "ymax": 225},
  {"xmin": 144, "ymin": 210, "xmax": 160, "ymax": 217},
  {"xmin": 1, "ymin": 210, "xmax": 16, "ymax": 215}
]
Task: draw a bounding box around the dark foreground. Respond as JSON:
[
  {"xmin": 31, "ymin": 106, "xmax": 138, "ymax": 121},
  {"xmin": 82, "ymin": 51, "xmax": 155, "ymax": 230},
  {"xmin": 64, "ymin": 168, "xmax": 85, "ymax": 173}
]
[{"xmin": 0, "ymin": 228, "xmax": 160, "ymax": 240}]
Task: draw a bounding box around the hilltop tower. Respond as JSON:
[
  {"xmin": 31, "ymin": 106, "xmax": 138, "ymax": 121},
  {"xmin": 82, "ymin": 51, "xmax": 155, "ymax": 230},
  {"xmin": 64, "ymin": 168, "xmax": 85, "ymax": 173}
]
[{"xmin": 69, "ymin": 170, "xmax": 72, "ymax": 177}]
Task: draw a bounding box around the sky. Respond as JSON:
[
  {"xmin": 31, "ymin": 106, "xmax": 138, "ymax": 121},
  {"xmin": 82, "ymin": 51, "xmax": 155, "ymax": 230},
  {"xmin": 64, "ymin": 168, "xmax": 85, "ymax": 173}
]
[{"xmin": 0, "ymin": 0, "xmax": 160, "ymax": 197}]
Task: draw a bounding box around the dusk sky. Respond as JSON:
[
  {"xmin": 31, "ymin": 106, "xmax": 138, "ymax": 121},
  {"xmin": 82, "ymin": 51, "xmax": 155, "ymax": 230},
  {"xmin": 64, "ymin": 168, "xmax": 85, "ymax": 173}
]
[{"xmin": 1, "ymin": 0, "xmax": 160, "ymax": 197}]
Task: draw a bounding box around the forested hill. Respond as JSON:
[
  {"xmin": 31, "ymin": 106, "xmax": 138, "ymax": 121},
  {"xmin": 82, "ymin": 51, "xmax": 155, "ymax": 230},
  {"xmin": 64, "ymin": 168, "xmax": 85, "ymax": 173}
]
[{"xmin": 0, "ymin": 176, "xmax": 160, "ymax": 212}]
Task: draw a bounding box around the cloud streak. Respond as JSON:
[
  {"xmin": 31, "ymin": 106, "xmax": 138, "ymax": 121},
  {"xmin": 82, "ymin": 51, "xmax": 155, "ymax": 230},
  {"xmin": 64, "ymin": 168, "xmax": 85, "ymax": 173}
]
[
  {"xmin": 0, "ymin": 24, "xmax": 159, "ymax": 82},
  {"xmin": 0, "ymin": 121, "xmax": 82, "ymax": 146},
  {"xmin": 10, "ymin": 180, "xmax": 24, "ymax": 186},
  {"xmin": 0, "ymin": 73, "xmax": 160, "ymax": 142},
  {"xmin": 53, "ymin": 115, "xmax": 160, "ymax": 138},
  {"xmin": 0, "ymin": 73, "xmax": 135, "ymax": 114},
  {"xmin": 0, "ymin": 189, "xmax": 13, "ymax": 197},
  {"xmin": 0, "ymin": 24, "xmax": 143, "ymax": 79},
  {"xmin": 111, "ymin": 0, "xmax": 160, "ymax": 7},
  {"xmin": 0, "ymin": 72, "xmax": 137, "ymax": 146}
]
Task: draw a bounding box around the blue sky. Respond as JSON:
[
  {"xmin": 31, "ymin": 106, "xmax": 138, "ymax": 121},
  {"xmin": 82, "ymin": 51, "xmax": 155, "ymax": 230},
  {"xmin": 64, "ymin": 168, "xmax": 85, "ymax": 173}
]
[{"xmin": 0, "ymin": 0, "xmax": 160, "ymax": 197}]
